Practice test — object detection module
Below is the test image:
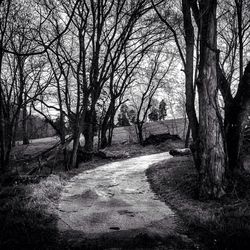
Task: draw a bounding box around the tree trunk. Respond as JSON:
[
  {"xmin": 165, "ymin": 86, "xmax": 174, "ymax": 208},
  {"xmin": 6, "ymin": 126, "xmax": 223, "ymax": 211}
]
[
  {"xmin": 0, "ymin": 119, "xmax": 12, "ymax": 173},
  {"xmin": 12, "ymin": 119, "xmax": 19, "ymax": 147},
  {"xmin": 107, "ymin": 119, "xmax": 114, "ymax": 146},
  {"xmin": 224, "ymin": 100, "xmax": 240, "ymax": 170},
  {"xmin": 223, "ymin": 1, "xmax": 245, "ymax": 171},
  {"xmin": 197, "ymin": 0, "xmax": 226, "ymax": 199},
  {"xmin": 100, "ymin": 108, "xmax": 111, "ymax": 149},
  {"xmin": 70, "ymin": 127, "xmax": 81, "ymax": 169},
  {"xmin": 84, "ymin": 123, "xmax": 94, "ymax": 153},
  {"xmin": 185, "ymin": 124, "xmax": 191, "ymax": 148},
  {"xmin": 100, "ymin": 99, "xmax": 115, "ymax": 149},
  {"xmin": 137, "ymin": 123, "xmax": 144, "ymax": 145},
  {"xmin": 0, "ymin": 109, "xmax": 17, "ymax": 173},
  {"xmin": 83, "ymin": 122, "xmax": 94, "ymax": 162},
  {"xmin": 235, "ymin": 0, "xmax": 243, "ymax": 81},
  {"xmin": 182, "ymin": 0, "xmax": 200, "ymax": 169},
  {"xmin": 59, "ymin": 113, "xmax": 67, "ymax": 169},
  {"xmin": 22, "ymin": 101, "xmax": 29, "ymax": 145},
  {"xmin": 235, "ymin": 63, "xmax": 250, "ymax": 168},
  {"xmin": 83, "ymin": 107, "xmax": 95, "ymax": 160},
  {"xmin": 100, "ymin": 128, "xmax": 108, "ymax": 149},
  {"xmin": 107, "ymin": 102, "xmax": 116, "ymax": 146},
  {"xmin": 221, "ymin": 65, "xmax": 250, "ymax": 171}
]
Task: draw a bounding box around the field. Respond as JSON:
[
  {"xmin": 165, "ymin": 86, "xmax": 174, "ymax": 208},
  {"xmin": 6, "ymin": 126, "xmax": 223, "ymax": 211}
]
[
  {"xmin": 11, "ymin": 118, "xmax": 186, "ymax": 160},
  {"xmin": 112, "ymin": 118, "xmax": 187, "ymax": 144}
]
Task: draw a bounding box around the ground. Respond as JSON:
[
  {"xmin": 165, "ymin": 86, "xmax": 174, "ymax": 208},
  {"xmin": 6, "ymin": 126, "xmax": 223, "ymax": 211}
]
[
  {"xmin": 1, "ymin": 133, "xmax": 189, "ymax": 249},
  {"xmin": 2, "ymin": 124, "xmax": 249, "ymax": 249},
  {"xmin": 146, "ymin": 156, "xmax": 250, "ymax": 250},
  {"xmin": 56, "ymin": 152, "xmax": 195, "ymax": 249}
]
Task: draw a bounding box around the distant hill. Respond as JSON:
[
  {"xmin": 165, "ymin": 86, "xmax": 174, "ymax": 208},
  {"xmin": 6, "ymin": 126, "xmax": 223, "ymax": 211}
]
[{"xmin": 112, "ymin": 118, "xmax": 187, "ymax": 144}]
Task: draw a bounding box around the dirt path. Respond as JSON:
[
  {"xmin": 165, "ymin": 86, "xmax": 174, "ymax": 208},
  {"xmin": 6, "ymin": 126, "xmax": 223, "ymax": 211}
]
[{"xmin": 57, "ymin": 152, "xmax": 193, "ymax": 249}]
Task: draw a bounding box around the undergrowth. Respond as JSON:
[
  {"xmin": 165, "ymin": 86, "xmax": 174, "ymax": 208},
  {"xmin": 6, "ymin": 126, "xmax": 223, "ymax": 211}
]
[
  {"xmin": 0, "ymin": 174, "xmax": 65, "ymax": 250},
  {"xmin": 146, "ymin": 156, "xmax": 250, "ymax": 250}
]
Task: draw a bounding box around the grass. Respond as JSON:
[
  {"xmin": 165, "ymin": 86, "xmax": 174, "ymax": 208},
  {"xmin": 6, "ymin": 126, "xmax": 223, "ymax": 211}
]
[
  {"xmin": 1, "ymin": 132, "xmax": 185, "ymax": 249},
  {"xmin": 146, "ymin": 156, "xmax": 250, "ymax": 250},
  {"xmin": 0, "ymin": 174, "xmax": 66, "ymax": 250},
  {"xmin": 103, "ymin": 140, "xmax": 184, "ymax": 158}
]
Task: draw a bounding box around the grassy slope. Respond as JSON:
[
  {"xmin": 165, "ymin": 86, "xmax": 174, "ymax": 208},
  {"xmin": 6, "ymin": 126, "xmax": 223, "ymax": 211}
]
[
  {"xmin": 1, "ymin": 121, "xmax": 186, "ymax": 249},
  {"xmin": 112, "ymin": 118, "xmax": 186, "ymax": 144},
  {"xmin": 0, "ymin": 175, "xmax": 64, "ymax": 249},
  {"xmin": 146, "ymin": 156, "xmax": 250, "ymax": 250}
]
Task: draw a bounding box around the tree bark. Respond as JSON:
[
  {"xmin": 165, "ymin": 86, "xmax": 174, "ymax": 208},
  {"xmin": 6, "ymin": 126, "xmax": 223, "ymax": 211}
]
[
  {"xmin": 197, "ymin": 0, "xmax": 226, "ymax": 199},
  {"xmin": 107, "ymin": 100, "xmax": 116, "ymax": 146},
  {"xmin": 182, "ymin": 0, "xmax": 199, "ymax": 141},
  {"xmin": 83, "ymin": 107, "xmax": 96, "ymax": 160},
  {"xmin": 84, "ymin": 123, "xmax": 94, "ymax": 153},
  {"xmin": 185, "ymin": 124, "xmax": 191, "ymax": 147},
  {"xmin": 219, "ymin": 62, "xmax": 250, "ymax": 171},
  {"xmin": 182, "ymin": 0, "xmax": 200, "ymax": 169},
  {"xmin": 70, "ymin": 126, "xmax": 81, "ymax": 169},
  {"xmin": 235, "ymin": 0, "xmax": 244, "ymax": 81},
  {"xmin": 22, "ymin": 99, "xmax": 29, "ymax": 145},
  {"xmin": 100, "ymin": 100, "xmax": 114, "ymax": 149},
  {"xmin": 137, "ymin": 122, "xmax": 144, "ymax": 145},
  {"xmin": 83, "ymin": 122, "xmax": 94, "ymax": 162},
  {"xmin": 107, "ymin": 115, "xmax": 115, "ymax": 146},
  {"xmin": 235, "ymin": 63, "xmax": 250, "ymax": 168}
]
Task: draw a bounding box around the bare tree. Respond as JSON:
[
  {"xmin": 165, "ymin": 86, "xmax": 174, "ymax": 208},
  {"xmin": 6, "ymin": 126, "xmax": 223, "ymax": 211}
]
[
  {"xmin": 131, "ymin": 48, "xmax": 174, "ymax": 144},
  {"xmin": 44, "ymin": 0, "xmax": 156, "ymax": 167},
  {"xmin": 0, "ymin": 0, "xmax": 78, "ymax": 172},
  {"xmin": 152, "ymin": 0, "xmax": 250, "ymax": 199}
]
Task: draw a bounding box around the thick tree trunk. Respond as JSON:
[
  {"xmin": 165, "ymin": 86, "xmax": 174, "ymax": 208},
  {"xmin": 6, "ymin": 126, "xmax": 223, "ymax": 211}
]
[
  {"xmin": 0, "ymin": 121, "xmax": 12, "ymax": 173},
  {"xmin": 235, "ymin": 0, "xmax": 244, "ymax": 81},
  {"xmin": 222, "ymin": 63, "xmax": 250, "ymax": 171},
  {"xmin": 0, "ymin": 109, "xmax": 17, "ymax": 173},
  {"xmin": 100, "ymin": 129, "xmax": 108, "ymax": 149},
  {"xmin": 182, "ymin": 0, "xmax": 199, "ymax": 141},
  {"xmin": 83, "ymin": 122, "xmax": 94, "ymax": 162},
  {"xmin": 0, "ymin": 51, "xmax": 11, "ymax": 172},
  {"xmin": 197, "ymin": 0, "xmax": 226, "ymax": 199},
  {"xmin": 83, "ymin": 107, "xmax": 96, "ymax": 161},
  {"xmin": 182, "ymin": 0, "xmax": 200, "ymax": 170},
  {"xmin": 84, "ymin": 123, "xmax": 94, "ymax": 153},
  {"xmin": 236, "ymin": 63, "xmax": 250, "ymax": 168},
  {"xmin": 224, "ymin": 101, "xmax": 240, "ymax": 170}
]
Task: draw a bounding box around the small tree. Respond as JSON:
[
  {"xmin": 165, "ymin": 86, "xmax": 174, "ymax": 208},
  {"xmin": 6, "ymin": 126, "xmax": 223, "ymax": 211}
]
[
  {"xmin": 159, "ymin": 99, "xmax": 167, "ymax": 120},
  {"xmin": 128, "ymin": 109, "xmax": 136, "ymax": 124},
  {"xmin": 117, "ymin": 104, "xmax": 130, "ymax": 127},
  {"xmin": 148, "ymin": 108, "xmax": 159, "ymax": 121},
  {"xmin": 120, "ymin": 104, "xmax": 129, "ymax": 116}
]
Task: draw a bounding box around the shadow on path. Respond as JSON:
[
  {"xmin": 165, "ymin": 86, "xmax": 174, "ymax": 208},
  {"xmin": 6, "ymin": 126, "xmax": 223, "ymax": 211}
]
[{"xmin": 56, "ymin": 152, "xmax": 195, "ymax": 249}]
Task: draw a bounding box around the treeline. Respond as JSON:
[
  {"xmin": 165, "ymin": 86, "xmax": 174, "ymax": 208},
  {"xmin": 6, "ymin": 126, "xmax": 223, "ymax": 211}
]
[{"xmin": 14, "ymin": 115, "xmax": 56, "ymax": 142}]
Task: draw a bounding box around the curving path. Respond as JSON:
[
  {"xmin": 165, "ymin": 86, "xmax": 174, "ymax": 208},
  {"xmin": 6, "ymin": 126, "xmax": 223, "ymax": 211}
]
[{"xmin": 57, "ymin": 152, "xmax": 190, "ymax": 248}]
